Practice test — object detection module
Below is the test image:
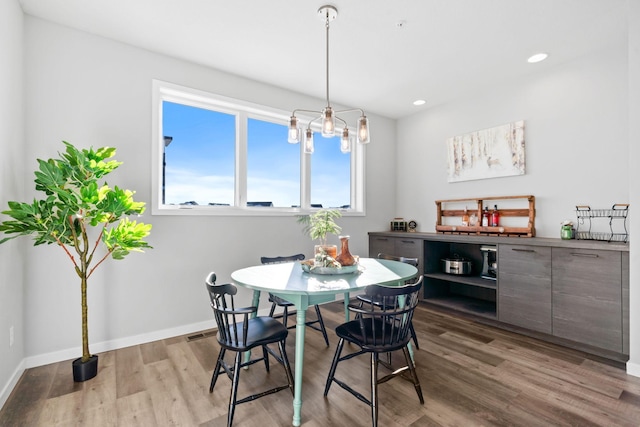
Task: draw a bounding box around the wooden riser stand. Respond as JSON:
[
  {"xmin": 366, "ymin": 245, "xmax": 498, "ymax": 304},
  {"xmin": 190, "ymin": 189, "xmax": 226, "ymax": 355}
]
[{"xmin": 436, "ymin": 195, "xmax": 535, "ymax": 237}]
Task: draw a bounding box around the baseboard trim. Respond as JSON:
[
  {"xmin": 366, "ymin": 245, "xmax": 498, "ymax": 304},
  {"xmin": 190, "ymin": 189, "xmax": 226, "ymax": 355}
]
[
  {"xmin": 627, "ymin": 360, "xmax": 640, "ymax": 378},
  {"xmin": 0, "ymin": 359, "xmax": 25, "ymax": 411},
  {"xmin": 23, "ymin": 319, "xmax": 215, "ymax": 369},
  {"xmin": 2, "ymin": 304, "xmax": 333, "ymax": 409}
]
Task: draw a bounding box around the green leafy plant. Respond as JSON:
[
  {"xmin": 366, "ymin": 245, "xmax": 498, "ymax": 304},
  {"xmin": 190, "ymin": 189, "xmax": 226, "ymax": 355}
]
[
  {"xmin": 297, "ymin": 209, "xmax": 342, "ymax": 246},
  {"xmin": 0, "ymin": 141, "xmax": 152, "ymax": 364}
]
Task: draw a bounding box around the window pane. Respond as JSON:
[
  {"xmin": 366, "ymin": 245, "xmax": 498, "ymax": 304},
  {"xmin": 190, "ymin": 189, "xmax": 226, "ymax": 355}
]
[
  {"xmin": 311, "ymin": 133, "xmax": 351, "ymax": 209},
  {"xmin": 247, "ymin": 118, "xmax": 300, "ymax": 207},
  {"xmin": 162, "ymin": 101, "xmax": 235, "ymax": 206}
]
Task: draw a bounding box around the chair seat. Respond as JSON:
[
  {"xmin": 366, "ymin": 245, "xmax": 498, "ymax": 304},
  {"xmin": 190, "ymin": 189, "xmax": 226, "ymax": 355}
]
[
  {"xmin": 336, "ymin": 319, "xmax": 410, "ymax": 352},
  {"xmin": 217, "ymin": 317, "xmax": 289, "ymax": 352}
]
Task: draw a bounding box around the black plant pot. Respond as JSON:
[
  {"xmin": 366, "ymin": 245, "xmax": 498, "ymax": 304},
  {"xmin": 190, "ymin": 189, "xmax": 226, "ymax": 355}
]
[{"xmin": 72, "ymin": 354, "xmax": 99, "ymax": 382}]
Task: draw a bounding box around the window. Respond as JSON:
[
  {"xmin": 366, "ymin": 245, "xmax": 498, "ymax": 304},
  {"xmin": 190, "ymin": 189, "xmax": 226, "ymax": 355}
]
[
  {"xmin": 152, "ymin": 80, "xmax": 365, "ymax": 215},
  {"xmin": 247, "ymin": 118, "xmax": 300, "ymax": 208},
  {"xmin": 162, "ymin": 102, "xmax": 235, "ymax": 206}
]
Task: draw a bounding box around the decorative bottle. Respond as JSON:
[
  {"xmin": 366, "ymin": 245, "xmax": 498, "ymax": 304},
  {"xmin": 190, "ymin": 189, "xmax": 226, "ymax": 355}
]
[
  {"xmin": 482, "ymin": 207, "xmax": 490, "ymax": 227},
  {"xmin": 336, "ymin": 235, "xmax": 356, "ymax": 266},
  {"xmin": 462, "ymin": 207, "xmax": 470, "ymax": 226},
  {"xmin": 491, "ymin": 205, "xmax": 500, "ymax": 227}
]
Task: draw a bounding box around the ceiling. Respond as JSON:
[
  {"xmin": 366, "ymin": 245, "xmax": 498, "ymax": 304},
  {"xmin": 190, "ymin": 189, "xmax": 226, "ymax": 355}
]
[{"xmin": 19, "ymin": 0, "xmax": 629, "ymax": 119}]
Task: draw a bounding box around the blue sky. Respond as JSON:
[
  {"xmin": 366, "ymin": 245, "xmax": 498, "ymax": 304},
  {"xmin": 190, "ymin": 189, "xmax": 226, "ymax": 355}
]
[{"xmin": 162, "ymin": 101, "xmax": 350, "ymax": 207}]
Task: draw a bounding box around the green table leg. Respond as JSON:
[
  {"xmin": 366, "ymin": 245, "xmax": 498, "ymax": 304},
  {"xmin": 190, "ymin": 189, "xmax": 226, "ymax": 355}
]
[
  {"xmin": 343, "ymin": 292, "xmax": 350, "ymax": 321},
  {"xmin": 292, "ymin": 302, "xmax": 307, "ymax": 426},
  {"xmin": 243, "ymin": 290, "xmax": 261, "ymax": 366}
]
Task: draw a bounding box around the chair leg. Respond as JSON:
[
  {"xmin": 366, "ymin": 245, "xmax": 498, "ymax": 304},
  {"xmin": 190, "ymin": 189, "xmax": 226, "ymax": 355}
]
[
  {"xmin": 278, "ymin": 340, "xmax": 295, "ymax": 396},
  {"xmin": 210, "ymin": 348, "xmax": 226, "ymax": 393},
  {"xmin": 314, "ymin": 305, "xmax": 330, "ymax": 346},
  {"xmin": 269, "ymin": 301, "xmax": 277, "ymax": 317},
  {"xmin": 262, "ymin": 345, "xmax": 270, "ymax": 372},
  {"xmin": 228, "ymin": 351, "xmax": 242, "ymax": 427},
  {"xmin": 410, "ymin": 322, "xmax": 420, "ymax": 350},
  {"xmin": 324, "ymin": 338, "xmax": 345, "ymax": 396},
  {"xmin": 402, "ymin": 346, "xmax": 424, "ymax": 404},
  {"xmin": 355, "ymin": 300, "xmax": 364, "ymax": 319},
  {"xmin": 371, "ymin": 352, "xmax": 379, "ymax": 427}
]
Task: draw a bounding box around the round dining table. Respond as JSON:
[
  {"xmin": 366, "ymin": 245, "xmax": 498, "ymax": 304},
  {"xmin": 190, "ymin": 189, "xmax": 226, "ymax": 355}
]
[{"xmin": 231, "ymin": 257, "xmax": 418, "ymax": 426}]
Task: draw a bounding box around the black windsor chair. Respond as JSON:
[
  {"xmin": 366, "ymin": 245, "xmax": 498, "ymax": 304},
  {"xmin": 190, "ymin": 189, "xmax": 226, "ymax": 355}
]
[
  {"xmin": 205, "ymin": 272, "xmax": 294, "ymax": 427},
  {"xmin": 356, "ymin": 253, "xmax": 421, "ymax": 350},
  {"xmin": 262, "ymin": 254, "xmax": 330, "ymax": 346},
  {"xmin": 324, "ymin": 280, "xmax": 424, "ymax": 427}
]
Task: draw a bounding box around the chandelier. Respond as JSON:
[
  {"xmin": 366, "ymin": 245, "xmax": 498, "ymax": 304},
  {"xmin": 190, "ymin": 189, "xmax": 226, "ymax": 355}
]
[{"xmin": 288, "ymin": 5, "xmax": 370, "ymax": 154}]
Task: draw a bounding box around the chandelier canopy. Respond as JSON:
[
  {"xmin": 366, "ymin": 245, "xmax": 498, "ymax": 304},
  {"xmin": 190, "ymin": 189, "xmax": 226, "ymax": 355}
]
[{"xmin": 288, "ymin": 5, "xmax": 370, "ymax": 154}]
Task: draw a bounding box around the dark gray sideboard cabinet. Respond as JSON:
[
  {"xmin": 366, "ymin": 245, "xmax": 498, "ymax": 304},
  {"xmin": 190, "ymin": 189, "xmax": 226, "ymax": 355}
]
[
  {"xmin": 368, "ymin": 231, "xmax": 630, "ymax": 361},
  {"xmin": 498, "ymin": 245, "xmax": 552, "ymax": 334}
]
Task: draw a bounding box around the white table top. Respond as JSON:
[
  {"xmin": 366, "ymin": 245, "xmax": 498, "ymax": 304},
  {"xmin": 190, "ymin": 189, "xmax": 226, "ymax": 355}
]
[{"xmin": 231, "ymin": 257, "xmax": 418, "ymax": 296}]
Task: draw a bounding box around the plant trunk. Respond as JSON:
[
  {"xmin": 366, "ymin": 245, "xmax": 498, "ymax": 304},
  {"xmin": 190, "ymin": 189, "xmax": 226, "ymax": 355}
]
[
  {"xmin": 79, "ymin": 227, "xmax": 90, "ymax": 363},
  {"xmin": 81, "ymin": 272, "xmax": 90, "ymax": 362}
]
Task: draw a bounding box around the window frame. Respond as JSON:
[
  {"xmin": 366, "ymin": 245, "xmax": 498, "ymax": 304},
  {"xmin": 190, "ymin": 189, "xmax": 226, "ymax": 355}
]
[{"xmin": 151, "ymin": 80, "xmax": 366, "ymax": 216}]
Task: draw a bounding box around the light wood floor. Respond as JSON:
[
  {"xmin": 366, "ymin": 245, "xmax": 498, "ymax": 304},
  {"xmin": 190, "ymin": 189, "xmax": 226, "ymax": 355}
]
[{"xmin": 2, "ymin": 301, "xmax": 640, "ymax": 426}]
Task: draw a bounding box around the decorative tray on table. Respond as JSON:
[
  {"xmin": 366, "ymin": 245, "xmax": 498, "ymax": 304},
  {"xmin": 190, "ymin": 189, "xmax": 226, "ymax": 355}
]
[{"xmin": 300, "ymin": 260, "xmax": 360, "ymax": 275}]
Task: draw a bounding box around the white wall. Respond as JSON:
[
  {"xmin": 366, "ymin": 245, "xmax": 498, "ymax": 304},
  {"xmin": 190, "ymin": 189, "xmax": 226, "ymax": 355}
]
[
  {"xmin": 16, "ymin": 17, "xmax": 397, "ymax": 364},
  {"xmin": 627, "ymin": 1, "xmax": 640, "ymax": 376},
  {"xmin": 0, "ymin": 0, "xmax": 25, "ymax": 408},
  {"xmin": 396, "ymin": 43, "xmax": 628, "ymax": 238}
]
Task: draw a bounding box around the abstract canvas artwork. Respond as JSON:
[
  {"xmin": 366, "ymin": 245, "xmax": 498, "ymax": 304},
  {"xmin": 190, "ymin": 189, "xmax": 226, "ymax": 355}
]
[{"xmin": 446, "ymin": 120, "xmax": 525, "ymax": 183}]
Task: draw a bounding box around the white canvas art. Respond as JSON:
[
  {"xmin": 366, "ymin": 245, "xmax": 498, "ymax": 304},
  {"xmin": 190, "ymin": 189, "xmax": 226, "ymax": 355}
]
[{"xmin": 446, "ymin": 121, "xmax": 525, "ymax": 183}]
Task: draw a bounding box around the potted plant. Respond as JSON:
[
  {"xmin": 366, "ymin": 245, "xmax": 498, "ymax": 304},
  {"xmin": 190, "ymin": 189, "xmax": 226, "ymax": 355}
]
[
  {"xmin": 0, "ymin": 141, "xmax": 152, "ymax": 382},
  {"xmin": 297, "ymin": 209, "xmax": 342, "ymax": 263}
]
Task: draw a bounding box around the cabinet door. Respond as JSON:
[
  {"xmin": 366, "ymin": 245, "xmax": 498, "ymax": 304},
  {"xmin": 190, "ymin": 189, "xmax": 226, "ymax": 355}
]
[
  {"xmin": 368, "ymin": 235, "xmax": 395, "ymax": 258},
  {"xmin": 552, "ymin": 248, "xmax": 622, "ymax": 352},
  {"xmin": 498, "ymin": 245, "xmax": 551, "ymax": 333}
]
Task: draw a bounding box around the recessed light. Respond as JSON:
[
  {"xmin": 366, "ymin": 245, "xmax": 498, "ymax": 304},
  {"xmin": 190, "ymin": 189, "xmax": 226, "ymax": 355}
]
[
  {"xmin": 413, "ymin": 99, "xmax": 426, "ymax": 106},
  {"xmin": 527, "ymin": 53, "xmax": 548, "ymax": 63}
]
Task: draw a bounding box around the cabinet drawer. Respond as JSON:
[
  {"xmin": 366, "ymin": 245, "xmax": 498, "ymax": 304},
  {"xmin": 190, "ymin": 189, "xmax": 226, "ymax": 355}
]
[
  {"xmin": 499, "ymin": 245, "xmax": 551, "ymax": 277},
  {"xmin": 552, "ymin": 248, "xmax": 621, "ymax": 298},
  {"xmin": 395, "ymin": 238, "xmax": 422, "ymax": 258},
  {"xmin": 368, "ymin": 236, "xmax": 395, "ymax": 257}
]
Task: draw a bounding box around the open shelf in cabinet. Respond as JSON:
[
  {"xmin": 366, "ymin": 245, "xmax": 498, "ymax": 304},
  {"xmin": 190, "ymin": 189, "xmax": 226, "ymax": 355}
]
[
  {"xmin": 422, "ymin": 239, "xmax": 497, "ymax": 319},
  {"xmin": 424, "ymin": 272, "xmax": 496, "ymax": 290},
  {"xmin": 435, "ymin": 195, "xmax": 535, "ymax": 237}
]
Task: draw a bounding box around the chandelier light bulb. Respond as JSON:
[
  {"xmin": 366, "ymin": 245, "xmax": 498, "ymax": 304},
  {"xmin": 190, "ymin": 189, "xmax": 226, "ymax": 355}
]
[
  {"xmin": 322, "ymin": 107, "xmax": 335, "ymax": 137},
  {"xmin": 290, "ymin": 127, "xmax": 301, "ymax": 144},
  {"xmin": 357, "ymin": 115, "xmax": 370, "ymax": 144},
  {"xmin": 288, "ymin": 116, "xmax": 300, "ymax": 143},
  {"xmin": 340, "ymin": 128, "xmax": 351, "ymax": 153},
  {"xmin": 304, "ymin": 128, "xmax": 314, "ymax": 154}
]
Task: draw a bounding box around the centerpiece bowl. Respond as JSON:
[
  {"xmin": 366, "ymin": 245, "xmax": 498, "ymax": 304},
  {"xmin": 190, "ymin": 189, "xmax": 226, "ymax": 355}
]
[{"xmin": 300, "ymin": 258, "xmax": 360, "ymax": 275}]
